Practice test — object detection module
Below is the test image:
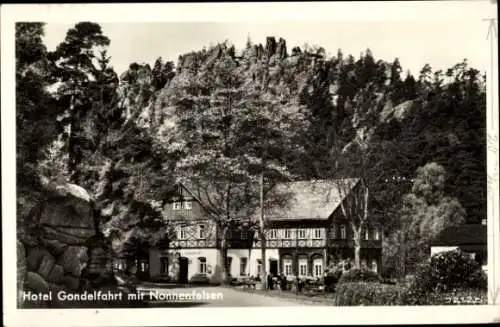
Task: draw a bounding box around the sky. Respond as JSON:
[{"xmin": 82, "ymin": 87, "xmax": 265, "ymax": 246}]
[{"xmin": 42, "ymin": 21, "xmax": 491, "ymax": 77}]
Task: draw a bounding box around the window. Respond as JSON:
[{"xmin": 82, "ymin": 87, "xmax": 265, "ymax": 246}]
[
  {"xmin": 139, "ymin": 260, "xmax": 148, "ymax": 272},
  {"xmin": 313, "ymin": 258, "xmax": 323, "ymax": 277},
  {"xmin": 298, "ymin": 258, "xmax": 308, "ymax": 276},
  {"xmin": 283, "ymin": 258, "xmax": 292, "ymax": 276},
  {"xmin": 331, "ymin": 225, "xmax": 337, "ymax": 239},
  {"xmin": 179, "ymin": 226, "xmax": 187, "ymax": 239},
  {"xmin": 199, "ymin": 257, "xmax": 207, "ymax": 275},
  {"xmin": 314, "ymin": 229, "xmax": 322, "ymax": 238},
  {"xmin": 172, "ymin": 201, "xmax": 181, "ymax": 210},
  {"xmin": 269, "ymin": 229, "xmax": 277, "ymax": 239},
  {"xmin": 183, "ymin": 201, "xmax": 192, "ymax": 210},
  {"xmin": 284, "ymin": 229, "xmax": 292, "ymax": 239},
  {"xmin": 374, "ymin": 228, "xmax": 380, "ymax": 240},
  {"xmin": 240, "ymin": 258, "xmax": 248, "ymax": 276},
  {"xmin": 160, "ymin": 257, "xmax": 169, "ymax": 274},
  {"xmin": 297, "ymin": 229, "xmax": 306, "ymax": 239},
  {"xmin": 256, "ymin": 259, "xmax": 262, "ymax": 276},
  {"xmin": 340, "ymin": 225, "xmax": 346, "ymax": 239},
  {"xmin": 198, "ymin": 224, "xmax": 206, "ymax": 239},
  {"xmin": 363, "ymin": 228, "xmax": 369, "ymax": 240},
  {"xmin": 371, "ymin": 259, "xmax": 378, "ymax": 273},
  {"xmin": 241, "ymin": 229, "xmax": 248, "ymax": 240}
]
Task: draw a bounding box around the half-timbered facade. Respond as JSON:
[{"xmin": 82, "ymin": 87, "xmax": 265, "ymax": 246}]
[{"xmin": 148, "ymin": 179, "xmax": 382, "ymax": 283}]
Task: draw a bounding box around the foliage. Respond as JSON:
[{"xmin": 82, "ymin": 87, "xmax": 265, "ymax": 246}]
[
  {"xmin": 412, "ymin": 249, "xmax": 486, "ymax": 292},
  {"xmin": 334, "ymin": 282, "xmax": 406, "ymax": 306},
  {"xmin": 338, "ymin": 268, "xmax": 381, "ymax": 284},
  {"xmin": 16, "ymin": 23, "xmax": 61, "ymax": 175},
  {"xmin": 387, "ymin": 162, "xmax": 467, "ymax": 274}
]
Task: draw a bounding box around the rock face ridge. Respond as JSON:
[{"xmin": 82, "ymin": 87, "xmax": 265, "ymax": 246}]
[{"xmin": 17, "ymin": 183, "xmax": 115, "ymax": 308}]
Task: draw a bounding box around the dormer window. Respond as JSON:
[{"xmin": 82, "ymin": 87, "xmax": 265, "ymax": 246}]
[{"xmin": 173, "ymin": 201, "xmax": 181, "ymax": 210}]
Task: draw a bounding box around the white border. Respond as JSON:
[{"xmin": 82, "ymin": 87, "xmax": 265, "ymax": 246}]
[{"xmin": 2, "ymin": 1, "xmax": 499, "ymax": 326}]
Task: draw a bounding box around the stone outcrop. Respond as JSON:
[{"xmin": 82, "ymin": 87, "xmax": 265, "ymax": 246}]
[{"xmin": 17, "ymin": 183, "xmax": 115, "ymax": 308}]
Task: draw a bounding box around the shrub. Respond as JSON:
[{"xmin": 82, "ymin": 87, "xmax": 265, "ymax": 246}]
[
  {"xmin": 411, "ymin": 249, "xmax": 486, "ymax": 293},
  {"xmin": 403, "ymin": 288, "xmax": 487, "ymax": 305},
  {"xmin": 335, "ymin": 282, "xmax": 406, "ymax": 306},
  {"xmin": 403, "ymin": 249, "xmax": 487, "ymax": 305},
  {"xmin": 338, "ymin": 268, "xmax": 381, "ymax": 284}
]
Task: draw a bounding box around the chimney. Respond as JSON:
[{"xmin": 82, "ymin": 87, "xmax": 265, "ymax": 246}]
[{"xmin": 481, "ymin": 219, "xmax": 487, "ymax": 225}]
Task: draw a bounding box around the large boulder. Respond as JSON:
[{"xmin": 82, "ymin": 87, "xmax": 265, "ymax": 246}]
[
  {"xmin": 58, "ymin": 246, "xmax": 89, "ymax": 277},
  {"xmin": 26, "ymin": 247, "xmax": 54, "ymax": 272},
  {"xmin": 39, "ymin": 183, "xmax": 96, "ymax": 245},
  {"xmin": 37, "ymin": 252, "xmax": 56, "ymax": 281},
  {"xmin": 25, "ymin": 272, "xmax": 50, "ymax": 293},
  {"xmin": 46, "ymin": 264, "xmax": 64, "ymax": 284},
  {"xmin": 63, "ymin": 275, "xmax": 80, "ymax": 291}
]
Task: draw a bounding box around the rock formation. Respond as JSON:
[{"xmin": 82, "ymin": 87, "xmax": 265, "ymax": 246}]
[{"xmin": 17, "ymin": 183, "xmax": 123, "ymax": 308}]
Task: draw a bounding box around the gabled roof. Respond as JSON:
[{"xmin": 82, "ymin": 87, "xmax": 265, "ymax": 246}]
[
  {"xmin": 176, "ymin": 178, "xmax": 360, "ymax": 222},
  {"xmin": 431, "ymin": 224, "xmax": 487, "ymax": 246},
  {"xmin": 260, "ymin": 179, "xmax": 360, "ymax": 221},
  {"xmin": 179, "ymin": 182, "xmax": 222, "ymax": 216}
]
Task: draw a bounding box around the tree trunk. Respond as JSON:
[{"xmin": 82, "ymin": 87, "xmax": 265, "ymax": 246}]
[
  {"xmin": 259, "ymin": 169, "xmax": 267, "ymax": 288},
  {"xmin": 218, "ymin": 226, "xmax": 228, "ymax": 284},
  {"xmin": 354, "ymin": 241, "xmax": 361, "ymax": 269}
]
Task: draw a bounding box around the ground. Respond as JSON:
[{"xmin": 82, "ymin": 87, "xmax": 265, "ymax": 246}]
[{"xmin": 136, "ymin": 283, "xmax": 325, "ymax": 307}]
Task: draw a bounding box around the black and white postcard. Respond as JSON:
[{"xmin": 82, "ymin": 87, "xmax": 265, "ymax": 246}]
[{"xmin": 2, "ymin": 1, "xmax": 499, "ymax": 326}]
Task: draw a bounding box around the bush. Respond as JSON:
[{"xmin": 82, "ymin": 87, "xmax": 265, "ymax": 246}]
[
  {"xmin": 411, "ymin": 249, "xmax": 486, "ymax": 293},
  {"xmin": 403, "ymin": 288, "xmax": 487, "ymax": 305},
  {"xmin": 338, "ymin": 268, "xmax": 381, "ymax": 284},
  {"xmin": 335, "ymin": 282, "xmax": 406, "ymax": 306},
  {"xmin": 324, "ymin": 269, "xmax": 343, "ymax": 292},
  {"xmin": 403, "ymin": 249, "xmax": 487, "ymax": 305}
]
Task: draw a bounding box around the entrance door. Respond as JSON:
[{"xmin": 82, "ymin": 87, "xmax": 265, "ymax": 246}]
[
  {"xmin": 179, "ymin": 257, "xmax": 189, "ymax": 284},
  {"xmin": 269, "ymin": 259, "xmax": 278, "ymax": 276}
]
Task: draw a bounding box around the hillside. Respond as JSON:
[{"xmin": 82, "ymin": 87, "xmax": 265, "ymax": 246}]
[{"xmin": 16, "ymin": 23, "xmax": 486, "ymax": 273}]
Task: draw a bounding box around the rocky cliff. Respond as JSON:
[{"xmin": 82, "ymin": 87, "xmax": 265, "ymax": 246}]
[{"xmin": 17, "ymin": 182, "xmax": 130, "ymax": 308}]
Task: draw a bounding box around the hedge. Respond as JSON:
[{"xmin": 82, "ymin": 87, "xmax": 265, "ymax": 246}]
[
  {"xmin": 338, "ymin": 268, "xmax": 381, "ymax": 284},
  {"xmin": 334, "ymin": 282, "xmax": 406, "ymax": 306},
  {"xmin": 334, "ymin": 282, "xmax": 487, "ymax": 306}
]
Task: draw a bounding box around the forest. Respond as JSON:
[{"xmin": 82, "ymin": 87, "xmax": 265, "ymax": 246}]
[{"xmin": 17, "ymin": 22, "xmax": 486, "ymax": 278}]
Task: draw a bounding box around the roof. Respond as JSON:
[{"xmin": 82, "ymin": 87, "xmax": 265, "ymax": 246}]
[
  {"xmin": 260, "ymin": 179, "xmax": 360, "ymax": 221},
  {"xmin": 177, "ymin": 178, "xmax": 360, "ymax": 222},
  {"xmin": 431, "ymin": 224, "xmax": 487, "ymax": 246}
]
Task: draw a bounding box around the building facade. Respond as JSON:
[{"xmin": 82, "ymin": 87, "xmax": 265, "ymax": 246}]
[{"xmin": 148, "ymin": 179, "xmax": 382, "ymax": 283}]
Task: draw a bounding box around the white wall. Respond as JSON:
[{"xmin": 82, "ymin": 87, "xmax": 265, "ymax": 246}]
[
  {"xmin": 430, "ymin": 246, "xmax": 458, "ymax": 256},
  {"xmin": 177, "ymin": 248, "xmax": 219, "ymax": 281},
  {"xmin": 150, "ymin": 248, "xmax": 220, "ymax": 282},
  {"xmin": 227, "ymin": 248, "xmax": 280, "ymax": 277}
]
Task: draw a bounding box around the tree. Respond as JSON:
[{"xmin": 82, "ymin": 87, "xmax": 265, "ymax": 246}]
[
  {"xmin": 16, "ymin": 23, "xmax": 61, "ymax": 184},
  {"xmin": 49, "ymin": 22, "xmax": 112, "ymax": 183},
  {"xmin": 165, "ymin": 41, "xmax": 308, "ymax": 283},
  {"xmin": 398, "ymin": 162, "xmax": 466, "ymax": 274}
]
